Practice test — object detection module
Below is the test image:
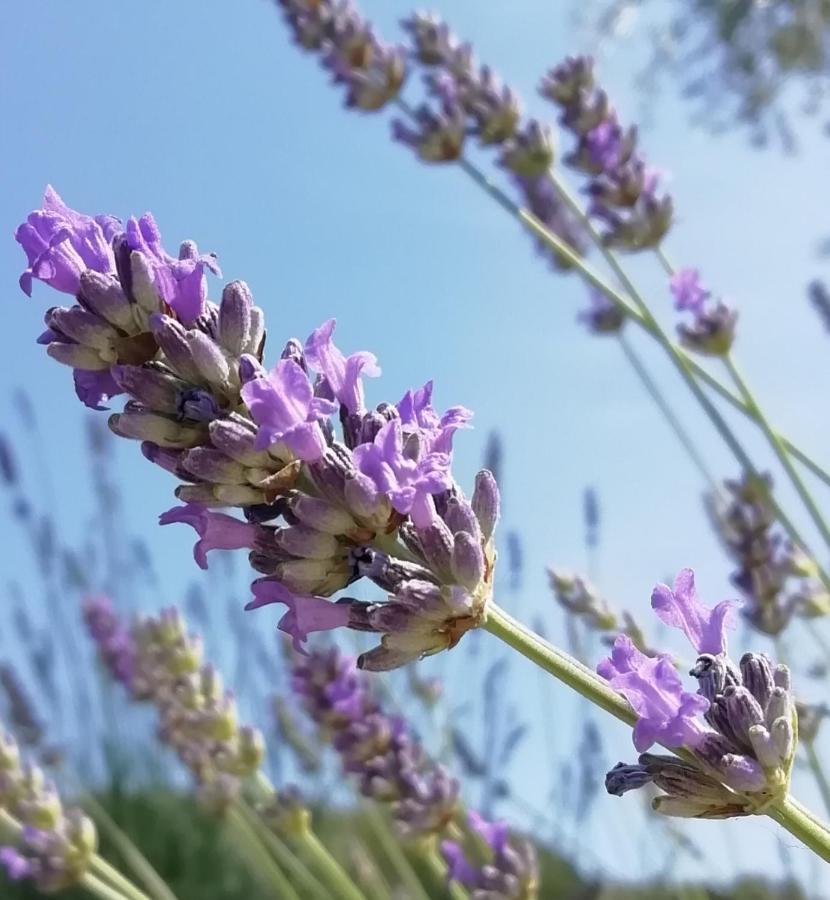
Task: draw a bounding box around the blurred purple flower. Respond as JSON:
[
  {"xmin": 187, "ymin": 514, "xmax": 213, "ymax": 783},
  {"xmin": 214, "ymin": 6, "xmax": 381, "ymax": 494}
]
[
  {"xmin": 0, "ymin": 847, "xmax": 31, "ymax": 881},
  {"xmin": 396, "ymin": 380, "xmax": 472, "ymax": 454},
  {"xmin": 670, "ymin": 268, "xmax": 709, "ymax": 313}
]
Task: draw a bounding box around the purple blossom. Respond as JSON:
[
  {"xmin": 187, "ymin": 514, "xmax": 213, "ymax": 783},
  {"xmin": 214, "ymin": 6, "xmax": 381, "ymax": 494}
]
[
  {"xmin": 73, "ymin": 369, "xmax": 122, "ymax": 411},
  {"xmin": 15, "ymin": 186, "xmax": 116, "ymax": 297},
  {"xmin": 598, "ymin": 635, "xmax": 709, "ymax": 752},
  {"xmin": 353, "ymin": 418, "xmax": 452, "ymax": 526},
  {"xmin": 82, "ymin": 595, "xmax": 135, "ymax": 689},
  {"xmin": 670, "ymin": 267, "xmax": 709, "ymax": 313},
  {"xmin": 651, "ymin": 568, "xmax": 738, "ymax": 656},
  {"xmin": 0, "ymin": 847, "xmax": 32, "ymax": 881},
  {"xmin": 396, "ymin": 381, "xmax": 472, "ymax": 454},
  {"xmin": 241, "ymin": 358, "xmax": 337, "ymax": 460},
  {"xmin": 585, "ymin": 119, "xmax": 623, "ymax": 172},
  {"xmin": 125, "ymin": 214, "xmax": 220, "ymax": 326},
  {"xmin": 159, "ymin": 503, "xmax": 259, "ymax": 570},
  {"xmin": 245, "ymin": 579, "xmax": 351, "ymax": 652},
  {"xmin": 304, "ymin": 319, "xmax": 381, "ymax": 414}
]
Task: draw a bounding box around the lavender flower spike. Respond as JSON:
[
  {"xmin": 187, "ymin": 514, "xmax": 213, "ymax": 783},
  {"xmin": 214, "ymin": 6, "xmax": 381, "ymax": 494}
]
[
  {"xmin": 159, "ymin": 502, "xmax": 260, "ymax": 569},
  {"xmin": 304, "ymin": 318, "xmax": 380, "ymax": 414}
]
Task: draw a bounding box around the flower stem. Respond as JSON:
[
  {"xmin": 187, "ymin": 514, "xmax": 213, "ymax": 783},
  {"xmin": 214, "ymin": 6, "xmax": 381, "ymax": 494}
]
[
  {"xmin": 80, "ymin": 873, "xmax": 135, "ymax": 900},
  {"xmin": 804, "ymin": 740, "xmax": 830, "ymax": 820},
  {"xmin": 361, "ymin": 805, "xmax": 431, "ymax": 900},
  {"xmin": 617, "ymin": 330, "xmax": 719, "ymax": 491},
  {"xmin": 227, "ymin": 805, "xmax": 302, "ymax": 900},
  {"xmin": 484, "ymin": 602, "xmax": 830, "ymax": 862},
  {"xmin": 83, "ymin": 794, "xmax": 179, "ymax": 900},
  {"xmin": 302, "ymin": 829, "xmax": 370, "ymax": 900},
  {"xmin": 88, "ymin": 858, "xmax": 152, "ymax": 900},
  {"xmin": 422, "ymin": 841, "xmax": 468, "ymax": 900},
  {"xmin": 724, "ymin": 354, "xmax": 830, "ymax": 559}
]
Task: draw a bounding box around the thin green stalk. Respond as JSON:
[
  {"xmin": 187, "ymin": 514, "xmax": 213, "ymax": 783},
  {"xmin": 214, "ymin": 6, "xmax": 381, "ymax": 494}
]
[
  {"xmin": 654, "ymin": 245, "xmax": 675, "ymax": 277},
  {"xmin": 724, "ymin": 354, "xmax": 830, "ymax": 556},
  {"xmin": 88, "ymin": 858, "xmax": 151, "ymax": 900},
  {"xmin": 618, "ymin": 330, "xmax": 719, "ymax": 491},
  {"xmin": 234, "ymin": 799, "xmax": 329, "ymax": 900},
  {"xmin": 804, "ymin": 741, "xmax": 830, "ymax": 820},
  {"xmin": 80, "ymin": 873, "xmax": 135, "ymax": 900},
  {"xmin": 422, "ymin": 843, "xmax": 468, "ymax": 900},
  {"xmin": 83, "ymin": 795, "xmax": 179, "ymax": 900},
  {"xmin": 301, "ymin": 829, "xmax": 370, "ymax": 900},
  {"xmin": 361, "ymin": 805, "xmax": 431, "ymax": 900},
  {"xmin": 483, "ymin": 602, "xmax": 830, "ymax": 862},
  {"xmin": 227, "ymin": 805, "xmax": 302, "ymax": 900}
]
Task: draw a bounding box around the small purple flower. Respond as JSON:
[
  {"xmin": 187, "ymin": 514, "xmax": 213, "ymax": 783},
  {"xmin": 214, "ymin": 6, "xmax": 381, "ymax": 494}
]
[
  {"xmin": 669, "ymin": 268, "xmax": 709, "ymax": 314},
  {"xmin": 585, "ymin": 118, "xmax": 623, "ymax": 172},
  {"xmin": 598, "ymin": 635, "xmax": 709, "ymax": 752},
  {"xmin": 0, "ymin": 847, "xmax": 31, "ymax": 881},
  {"xmin": 651, "ymin": 568, "xmax": 739, "ymax": 656},
  {"xmin": 125, "ymin": 214, "xmax": 220, "ymax": 326},
  {"xmin": 353, "ymin": 418, "xmax": 452, "ymax": 526},
  {"xmin": 396, "ymin": 381, "xmax": 472, "ymax": 454},
  {"xmin": 440, "ymin": 841, "xmax": 478, "ymax": 886},
  {"xmin": 241, "ymin": 358, "xmax": 337, "ymax": 460},
  {"xmin": 159, "ymin": 503, "xmax": 259, "ymax": 570},
  {"xmin": 16, "ymin": 186, "xmax": 116, "ymax": 297},
  {"xmin": 304, "ymin": 319, "xmax": 380, "ymax": 414},
  {"xmin": 245, "ymin": 579, "xmax": 351, "ymax": 652},
  {"xmin": 73, "ymin": 369, "xmax": 122, "ymax": 411}
]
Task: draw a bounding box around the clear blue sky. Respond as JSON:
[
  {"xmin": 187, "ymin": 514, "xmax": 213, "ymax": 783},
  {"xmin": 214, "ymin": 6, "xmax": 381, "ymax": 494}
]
[{"xmin": 2, "ymin": 0, "xmax": 830, "ymax": 889}]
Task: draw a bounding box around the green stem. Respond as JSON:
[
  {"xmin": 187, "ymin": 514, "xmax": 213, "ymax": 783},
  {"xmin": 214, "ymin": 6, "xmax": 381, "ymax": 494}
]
[
  {"xmin": 301, "ymin": 829, "xmax": 369, "ymax": 900},
  {"xmin": 654, "ymin": 245, "xmax": 675, "ymax": 277},
  {"xmin": 724, "ymin": 354, "xmax": 830, "ymax": 560},
  {"xmin": 83, "ymin": 795, "xmax": 179, "ymax": 900},
  {"xmin": 483, "ymin": 602, "xmax": 830, "ymax": 862},
  {"xmin": 235, "ymin": 800, "xmax": 329, "ymax": 900},
  {"xmin": 805, "ymin": 741, "xmax": 830, "ymax": 820},
  {"xmin": 618, "ymin": 331, "xmax": 719, "ymax": 491},
  {"xmin": 361, "ymin": 805, "xmax": 431, "ymax": 900},
  {"xmin": 227, "ymin": 805, "xmax": 302, "ymax": 900},
  {"xmin": 80, "ymin": 873, "xmax": 135, "ymax": 900},
  {"xmin": 422, "ymin": 842, "xmax": 468, "ymax": 900},
  {"xmin": 88, "ymin": 858, "xmax": 151, "ymax": 900}
]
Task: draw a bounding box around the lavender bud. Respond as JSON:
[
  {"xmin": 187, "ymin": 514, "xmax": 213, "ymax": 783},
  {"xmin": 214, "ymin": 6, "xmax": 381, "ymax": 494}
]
[
  {"xmin": 417, "ymin": 520, "xmax": 455, "ymax": 580},
  {"xmin": 78, "ymin": 271, "xmax": 134, "ymax": 330},
  {"xmin": 280, "ymin": 339, "xmax": 306, "ymax": 370},
  {"xmin": 131, "ymin": 250, "xmax": 163, "ymax": 313},
  {"xmin": 187, "ymin": 331, "xmax": 231, "ymax": 386},
  {"xmin": 218, "ymin": 280, "xmax": 252, "ymax": 356},
  {"xmin": 443, "ymin": 495, "xmax": 481, "ymax": 540},
  {"xmin": 47, "ymin": 306, "xmax": 116, "ymax": 352},
  {"xmin": 289, "ymin": 495, "xmax": 359, "ymax": 535},
  {"xmin": 274, "ymin": 558, "xmax": 351, "ymax": 595},
  {"xmin": 46, "ymin": 341, "xmax": 109, "ymax": 370},
  {"xmin": 111, "ymin": 364, "xmax": 185, "ymax": 414},
  {"xmin": 472, "ymin": 469, "xmax": 500, "ymax": 542},
  {"xmin": 748, "ymin": 725, "xmax": 781, "ymax": 769},
  {"xmin": 451, "ymin": 532, "xmax": 485, "ymax": 590},
  {"xmin": 739, "ymin": 653, "xmax": 774, "ymax": 712},
  {"xmin": 208, "ymin": 416, "xmax": 269, "ymax": 466},
  {"xmin": 765, "ymin": 686, "xmax": 791, "ymax": 729},
  {"xmin": 605, "ymin": 761, "xmax": 653, "ymax": 796},
  {"xmin": 723, "ymin": 686, "xmax": 765, "ymax": 749},
  {"xmin": 180, "ymin": 447, "xmax": 247, "ymax": 484},
  {"xmin": 690, "ymin": 654, "xmax": 740, "ymax": 702},
  {"xmin": 150, "ymin": 314, "xmax": 202, "ymax": 382},
  {"xmin": 770, "ymin": 716, "xmax": 794, "ymax": 762},
  {"xmin": 109, "ymin": 410, "xmax": 205, "ymax": 448},
  {"xmin": 273, "ymin": 525, "xmax": 340, "ymax": 560},
  {"xmin": 773, "ymin": 665, "xmax": 791, "ymax": 691},
  {"xmin": 719, "ymin": 754, "xmax": 766, "ymax": 793}
]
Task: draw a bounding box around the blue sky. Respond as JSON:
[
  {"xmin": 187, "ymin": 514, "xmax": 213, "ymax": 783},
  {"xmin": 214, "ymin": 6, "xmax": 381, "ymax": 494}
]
[{"xmin": 2, "ymin": 0, "xmax": 830, "ymax": 889}]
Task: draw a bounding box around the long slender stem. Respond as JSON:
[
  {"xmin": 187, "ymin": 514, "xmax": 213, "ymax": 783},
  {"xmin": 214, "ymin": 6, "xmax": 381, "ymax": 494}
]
[
  {"xmin": 804, "ymin": 741, "xmax": 830, "ymax": 820},
  {"xmin": 483, "ymin": 602, "xmax": 830, "ymax": 862},
  {"xmin": 618, "ymin": 331, "xmax": 719, "ymax": 491},
  {"xmin": 302, "ymin": 829, "xmax": 370, "ymax": 900},
  {"xmin": 88, "ymin": 858, "xmax": 151, "ymax": 900},
  {"xmin": 422, "ymin": 842, "xmax": 468, "ymax": 900},
  {"xmin": 80, "ymin": 873, "xmax": 135, "ymax": 900},
  {"xmin": 83, "ymin": 795, "xmax": 179, "ymax": 900},
  {"xmin": 227, "ymin": 805, "xmax": 302, "ymax": 900},
  {"xmin": 724, "ymin": 354, "xmax": 830, "ymax": 556},
  {"xmin": 361, "ymin": 805, "xmax": 431, "ymax": 900}
]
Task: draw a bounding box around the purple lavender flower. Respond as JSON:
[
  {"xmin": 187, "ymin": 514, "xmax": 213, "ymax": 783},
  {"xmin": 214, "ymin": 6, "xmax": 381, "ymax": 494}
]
[
  {"xmin": 598, "ymin": 635, "xmax": 709, "ymax": 752},
  {"xmin": 245, "ymin": 579, "xmax": 351, "ymax": 651},
  {"xmin": 0, "ymin": 847, "xmax": 32, "ymax": 881},
  {"xmin": 396, "ymin": 381, "xmax": 472, "ymax": 455},
  {"xmin": 440, "ymin": 810, "xmax": 537, "ymax": 898},
  {"xmin": 651, "ymin": 568, "xmax": 739, "ymax": 656},
  {"xmin": 125, "ymin": 214, "xmax": 220, "ymax": 326},
  {"xmin": 353, "ymin": 418, "xmax": 452, "ymax": 527},
  {"xmin": 241, "ymin": 358, "xmax": 337, "ymax": 460},
  {"xmin": 670, "ymin": 267, "xmax": 709, "ymax": 313},
  {"xmin": 159, "ymin": 502, "xmax": 260, "ymax": 569},
  {"xmin": 304, "ymin": 319, "xmax": 380, "ymax": 414},
  {"xmin": 578, "ymin": 288, "xmax": 625, "ymax": 335},
  {"xmin": 15, "ymin": 186, "xmax": 116, "ymax": 297},
  {"xmin": 82, "ymin": 595, "xmax": 135, "ymax": 689},
  {"xmin": 73, "ymin": 369, "xmax": 122, "ymax": 411}
]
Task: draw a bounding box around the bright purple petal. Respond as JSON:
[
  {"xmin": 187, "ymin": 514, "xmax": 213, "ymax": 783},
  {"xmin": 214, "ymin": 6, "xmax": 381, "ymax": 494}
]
[
  {"xmin": 159, "ymin": 503, "xmax": 258, "ymax": 569},
  {"xmin": 304, "ymin": 318, "xmax": 380, "ymax": 414},
  {"xmin": 73, "ymin": 368, "xmax": 122, "ymax": 410}
]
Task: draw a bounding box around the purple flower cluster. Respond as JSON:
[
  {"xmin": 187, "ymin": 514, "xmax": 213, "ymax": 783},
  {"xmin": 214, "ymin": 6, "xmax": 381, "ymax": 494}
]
[
  {"xmin": 0, "ymin": 729, "xmax": 96, "ymax": 891},
  {"xmin": 18, "ymin": 188, "xmax": 500, "ymax": 672},
  {"xmin": 83, "ymin": 600, "xmax": 265, "ymax": 812},
  {"xmin": 292, "ymin": 646, "xmax": 459, "ymax": 836},
  {"xmin": 669, "ymin": 267, "xmax": 737, "ymax": 357},
  {"xmin": 705, "ymin": 473, "xmax": 828, "ymax": 634},
  {"xmin": 441, "ymin": 810, "xmax": 537, "ymax": 900},
  {"xmin": 540, "ymin": 56, "xmax": 673, "ymax": 251},
  {"xmin": 601, "ymin": 569, "xmax": 798, "ymax": 817}
]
